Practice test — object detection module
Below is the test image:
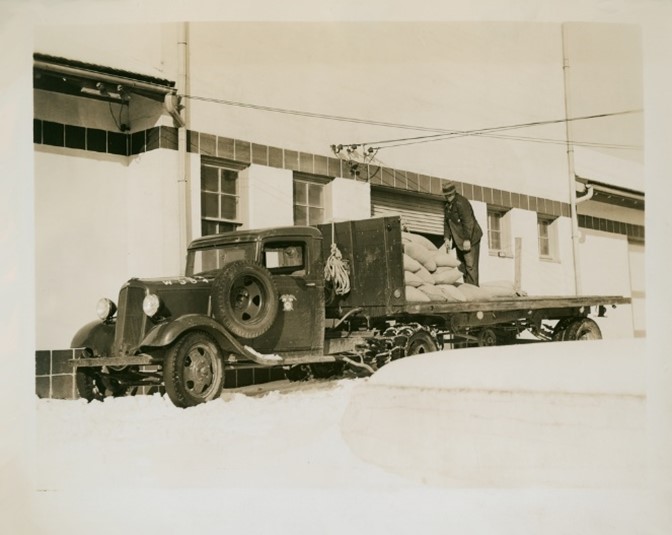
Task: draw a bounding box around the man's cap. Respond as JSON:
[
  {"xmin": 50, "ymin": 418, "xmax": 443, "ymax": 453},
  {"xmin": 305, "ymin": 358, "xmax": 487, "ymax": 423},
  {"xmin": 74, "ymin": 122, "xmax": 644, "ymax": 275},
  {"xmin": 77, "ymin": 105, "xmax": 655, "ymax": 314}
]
[{"xmin": 442, "ymin": 181, "xmax": 456, "ymax": 195}]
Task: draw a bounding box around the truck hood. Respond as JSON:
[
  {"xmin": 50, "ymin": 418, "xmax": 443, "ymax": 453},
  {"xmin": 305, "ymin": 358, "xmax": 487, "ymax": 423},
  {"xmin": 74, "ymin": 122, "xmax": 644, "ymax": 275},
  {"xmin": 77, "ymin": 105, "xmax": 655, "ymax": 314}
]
[{"xmin": 127, "ymin": 275, "xmax": 213, "ymax": 291}]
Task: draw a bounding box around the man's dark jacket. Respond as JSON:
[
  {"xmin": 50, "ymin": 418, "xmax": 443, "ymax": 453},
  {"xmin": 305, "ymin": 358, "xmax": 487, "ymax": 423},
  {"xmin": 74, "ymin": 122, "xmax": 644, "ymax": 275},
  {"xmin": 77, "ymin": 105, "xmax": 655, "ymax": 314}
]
[{"xmin": 444, "ymin": 193, "xmax": 483, "ymax": 249}]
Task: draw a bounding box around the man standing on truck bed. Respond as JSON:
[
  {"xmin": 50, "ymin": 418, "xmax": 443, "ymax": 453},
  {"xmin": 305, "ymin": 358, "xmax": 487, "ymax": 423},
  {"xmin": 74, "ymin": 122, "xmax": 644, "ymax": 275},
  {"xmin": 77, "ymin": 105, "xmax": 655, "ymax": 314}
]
[{"xmin": 443, "ymin": 181, "xmax": 483, "ymax": 286}]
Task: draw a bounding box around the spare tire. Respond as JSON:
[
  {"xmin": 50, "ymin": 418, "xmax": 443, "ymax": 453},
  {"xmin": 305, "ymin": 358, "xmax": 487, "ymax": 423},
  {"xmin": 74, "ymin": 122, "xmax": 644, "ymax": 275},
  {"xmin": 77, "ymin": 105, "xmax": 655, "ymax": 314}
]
[{"xmin": 211, "ymin": 260, "xmax": 279, "ymax": 339}]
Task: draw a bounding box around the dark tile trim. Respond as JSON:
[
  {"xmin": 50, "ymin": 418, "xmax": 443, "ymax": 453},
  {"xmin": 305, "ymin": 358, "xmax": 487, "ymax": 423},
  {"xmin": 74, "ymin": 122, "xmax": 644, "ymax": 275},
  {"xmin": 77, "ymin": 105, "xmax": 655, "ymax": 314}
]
[
  {"xmin": 251, "ymin": 143, "xmax": 268, "ymax": 165},
  {"xmin": 578, "ymin": 215, "xmax": 644, "ymax": 241},
  {"xmin": 269, "ymin": 146, "xmax": 284, "ymax": 168},
  {"xmin": 33, "ymin": 120, "xmax": 642, "ymax": 240},
  {"xmin": 36, "ymin": 348, "xmax": 288, "ymax": 398}
]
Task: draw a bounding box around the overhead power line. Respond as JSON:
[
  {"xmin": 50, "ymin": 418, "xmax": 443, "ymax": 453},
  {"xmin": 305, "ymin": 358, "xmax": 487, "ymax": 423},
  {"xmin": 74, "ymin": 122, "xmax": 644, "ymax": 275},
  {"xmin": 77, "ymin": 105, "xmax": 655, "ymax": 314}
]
[
  {"xmin": 354, "ymin": 110, "xmax": 643, "ymax": 150},
  {"xmin": 181, "ymin": 93, "xmax": 463, "ymax": 133},
  {"xmin": 181, "ymin": 92, "xmax": 641, "ymax": 151}
]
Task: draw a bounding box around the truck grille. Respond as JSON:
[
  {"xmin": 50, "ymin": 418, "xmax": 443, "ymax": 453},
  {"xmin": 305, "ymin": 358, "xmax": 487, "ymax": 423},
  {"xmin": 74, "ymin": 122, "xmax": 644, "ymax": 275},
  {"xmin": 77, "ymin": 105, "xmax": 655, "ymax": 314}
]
[{"xmin": 113, "ymin": 285, "xmax": 148, "ymax": 356}]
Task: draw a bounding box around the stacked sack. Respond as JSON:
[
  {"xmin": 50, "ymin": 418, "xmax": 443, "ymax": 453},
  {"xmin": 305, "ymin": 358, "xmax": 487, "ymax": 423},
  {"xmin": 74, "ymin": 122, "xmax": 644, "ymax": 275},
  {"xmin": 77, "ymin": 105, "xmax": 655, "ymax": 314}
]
[
  {"xmin": 402, "ymin": 231, "xmax": 525, "ymax": 302},
  {"xmin": 402, "ymin": 231, "xmax": 465, "ymax": 302}
]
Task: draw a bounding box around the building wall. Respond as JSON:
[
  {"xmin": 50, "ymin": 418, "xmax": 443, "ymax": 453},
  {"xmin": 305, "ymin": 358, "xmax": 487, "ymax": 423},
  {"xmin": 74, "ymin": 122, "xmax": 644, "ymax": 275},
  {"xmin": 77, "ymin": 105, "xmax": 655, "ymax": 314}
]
[
  {"xmin": 578, "ymin": 229, "xmax": 635, "ymax": 338},
  {"xmin": 239, "ymin": 164, "xmax": 294, "ymax": 230},
  {"xmin": 326, "ymin": 178, "xmax": 371, "ymax": 222},
  {"xmin": 34, "ymin": 144, "xmax": 183, "ymax": 349},
  {"xmin": 186, "ymin": 22, "xmax": 571, "ymax": 203}
]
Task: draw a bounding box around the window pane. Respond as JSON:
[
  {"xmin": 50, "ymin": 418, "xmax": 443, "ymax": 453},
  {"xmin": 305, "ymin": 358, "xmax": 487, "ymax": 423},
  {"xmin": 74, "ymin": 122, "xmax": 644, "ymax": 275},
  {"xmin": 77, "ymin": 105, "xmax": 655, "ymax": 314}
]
[
  {"xmin": 538, "ymin": 220, "xmax": 550, "ymax": 256},
  {"xmin": 221, "ymin": 170, "xmax": 237, "ymax": 194},
  {"xmin": 201, "ymin": 219, "xmax": 219, "ymax": 237},
  {"xmin": 294, "ymin": 205, "xmax": 307, "ymax": 225},
  {"xmin": 309, "ymin": 207, "xmax": 324, "ymax": 225},
  {"xmin": 308, "ymin": 183, "xmax": 323, "ymax": 207},
  {"xmin": 294, "ymin": 181, "xmax": 307, "ymax": 204},
  {"xmin": 201, "ymin": 166, "xmax": 219, "ymax": 192},
  {"xmin": 490, "ymin": 232, "xmax": 501, "ymax": 251},
  {"xmin": 221, "ymin": 195, "xmax": 237, "ymax": 219},
  {"xmin": 202, "ymin": 192, "xmax": 219, "ymax": 218}
]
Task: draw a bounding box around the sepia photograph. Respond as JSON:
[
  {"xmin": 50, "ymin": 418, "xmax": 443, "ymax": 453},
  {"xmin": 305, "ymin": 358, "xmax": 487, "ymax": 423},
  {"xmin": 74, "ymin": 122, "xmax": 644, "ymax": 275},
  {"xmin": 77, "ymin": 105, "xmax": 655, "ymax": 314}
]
[{"xmin": 2, "ymin": 1, "xmax": 671, "ymax": 533}]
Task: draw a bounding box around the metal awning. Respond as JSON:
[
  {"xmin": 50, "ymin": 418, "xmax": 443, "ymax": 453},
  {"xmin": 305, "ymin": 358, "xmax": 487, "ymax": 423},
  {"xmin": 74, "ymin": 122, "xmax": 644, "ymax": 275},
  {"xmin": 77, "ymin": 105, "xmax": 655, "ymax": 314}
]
[
  {"xmin": 576, "ymin": 176, "xmax": 644, "ymax": 211},
  {"xmin": 33, "ymin": 53, "xmax": 176, "ymax": 102}
]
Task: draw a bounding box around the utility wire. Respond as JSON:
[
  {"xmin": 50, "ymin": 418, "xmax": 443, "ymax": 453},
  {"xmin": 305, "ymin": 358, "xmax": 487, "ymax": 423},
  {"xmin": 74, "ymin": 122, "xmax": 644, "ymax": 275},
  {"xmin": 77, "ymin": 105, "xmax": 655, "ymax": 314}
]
[
  {"xmin": 357, "ymin": 110, "xmax": 642, "ymax": 149},
  {"xmin": 376, "ymin": 131, "xmax": 641, "ymax": 151},
  {"xmin": 182, "ymin": 94, "xmax": 455, "ymax": 132},
  {"xmin": 181, "ymin": 92, "xmax": 641, "ymax": 151}
]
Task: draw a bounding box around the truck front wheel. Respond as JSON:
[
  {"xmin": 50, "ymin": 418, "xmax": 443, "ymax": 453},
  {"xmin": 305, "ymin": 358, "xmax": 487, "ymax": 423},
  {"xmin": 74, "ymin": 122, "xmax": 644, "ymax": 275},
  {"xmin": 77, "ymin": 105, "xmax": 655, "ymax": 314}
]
[{"xmin": 163, "ymin": 332, "xmax": 225, "ymax": 408}]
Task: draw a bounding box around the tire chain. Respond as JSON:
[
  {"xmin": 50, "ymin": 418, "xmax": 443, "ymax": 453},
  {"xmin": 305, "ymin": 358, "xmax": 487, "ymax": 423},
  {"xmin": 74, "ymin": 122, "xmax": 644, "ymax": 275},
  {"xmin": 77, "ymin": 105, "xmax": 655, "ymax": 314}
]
[{"xmin": 356, "ymin": 323, "xmax": 438, "ymax": 371}]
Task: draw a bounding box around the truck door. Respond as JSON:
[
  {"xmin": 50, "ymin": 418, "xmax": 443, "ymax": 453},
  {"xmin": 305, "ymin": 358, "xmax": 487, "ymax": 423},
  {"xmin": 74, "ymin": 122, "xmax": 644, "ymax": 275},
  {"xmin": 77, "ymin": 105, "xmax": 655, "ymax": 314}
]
[{"xmin": 253, "ymin": 238, "xmax": 325, "ymax": 356}]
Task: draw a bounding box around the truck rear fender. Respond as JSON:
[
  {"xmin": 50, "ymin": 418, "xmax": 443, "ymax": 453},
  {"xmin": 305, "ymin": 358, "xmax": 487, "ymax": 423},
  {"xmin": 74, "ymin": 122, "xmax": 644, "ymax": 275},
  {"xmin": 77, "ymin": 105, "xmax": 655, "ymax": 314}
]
[
  {"xmin": 71, "ymin": 320, "xmax": 115, "ymax": 356},
  {"xmin": 140, "ymin": 314, "xmax": 240, "ymax": 355}
]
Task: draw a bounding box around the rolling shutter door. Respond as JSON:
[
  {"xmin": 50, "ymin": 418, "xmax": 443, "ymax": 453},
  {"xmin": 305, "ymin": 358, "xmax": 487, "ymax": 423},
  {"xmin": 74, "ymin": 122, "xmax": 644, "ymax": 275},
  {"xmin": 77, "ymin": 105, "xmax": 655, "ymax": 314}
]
[{"xmin": 371, "ymin": 188, "xmax": 444, "ymax": 235}]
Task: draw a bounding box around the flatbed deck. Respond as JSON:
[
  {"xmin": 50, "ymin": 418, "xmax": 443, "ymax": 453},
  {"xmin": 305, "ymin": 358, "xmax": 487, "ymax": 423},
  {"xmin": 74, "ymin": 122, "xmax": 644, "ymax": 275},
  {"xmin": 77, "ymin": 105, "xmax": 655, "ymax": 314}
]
[{"xmin": 404, "ymin": 295, "xmax": 631, "ymax": 314}]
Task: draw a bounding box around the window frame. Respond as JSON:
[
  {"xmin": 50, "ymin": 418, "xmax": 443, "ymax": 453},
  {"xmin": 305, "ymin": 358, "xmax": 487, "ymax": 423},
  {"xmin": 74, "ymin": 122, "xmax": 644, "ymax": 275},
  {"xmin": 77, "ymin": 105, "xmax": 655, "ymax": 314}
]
[
  {"xmin": 487, "ymin": 205, "xmax": 511, "ymax": 257},
  {"xmin": 200, "ymin": 157, "xmax": 247, "ymax": 236},
  {"xmin": 292, "ymin": 172, "xmax": 330, "ymax": 226},
  {"xmin": 537, "ymin": 214, "xmax": 558, "ymax": 261}
]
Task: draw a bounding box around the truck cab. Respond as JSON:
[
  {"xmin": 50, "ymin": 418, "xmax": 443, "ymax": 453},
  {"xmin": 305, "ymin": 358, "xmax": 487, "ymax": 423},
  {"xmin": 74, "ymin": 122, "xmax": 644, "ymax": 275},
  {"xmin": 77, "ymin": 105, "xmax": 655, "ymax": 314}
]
[
  {"xmin": 186, "ymin": 226, "xmax": 326, "ymax": 358},
  {"xmin": 72, "ymin": 226, "xmax": 328, "ymax": 408}
]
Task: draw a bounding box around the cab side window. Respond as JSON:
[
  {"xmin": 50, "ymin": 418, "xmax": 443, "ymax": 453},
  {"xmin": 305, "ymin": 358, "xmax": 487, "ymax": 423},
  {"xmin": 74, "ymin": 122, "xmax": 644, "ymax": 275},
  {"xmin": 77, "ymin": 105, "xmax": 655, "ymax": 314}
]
[{"xmin": 263, "ymin": 242, "xmax": 306, "ymax": 276}]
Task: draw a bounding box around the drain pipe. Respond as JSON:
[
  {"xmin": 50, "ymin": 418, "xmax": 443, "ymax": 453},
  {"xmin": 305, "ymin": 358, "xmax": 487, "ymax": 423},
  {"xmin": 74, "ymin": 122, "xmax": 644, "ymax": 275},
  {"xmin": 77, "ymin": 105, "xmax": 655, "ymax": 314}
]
[
  {"xmin": 173, "ymin": 22, "xmax": 191, "ymax": 274},
  {"xmin": 561, "ymin": 23, "xmax": 582, "ymax": 295},
  {"xmin": 575, "ymin": 183, "xmax": 595, "ymax": 204}
]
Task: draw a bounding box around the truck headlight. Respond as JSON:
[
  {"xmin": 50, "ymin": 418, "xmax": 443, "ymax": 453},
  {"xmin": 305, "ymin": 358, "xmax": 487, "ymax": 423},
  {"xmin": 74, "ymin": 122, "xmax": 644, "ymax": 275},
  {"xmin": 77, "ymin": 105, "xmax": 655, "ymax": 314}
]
[
  {"xmin": 143, "ymin": 294, "xmax": 161, "ymax": 317},
  {"xmin": 96, "ymin": 298, "xmax": 117, "ymax": 321}
]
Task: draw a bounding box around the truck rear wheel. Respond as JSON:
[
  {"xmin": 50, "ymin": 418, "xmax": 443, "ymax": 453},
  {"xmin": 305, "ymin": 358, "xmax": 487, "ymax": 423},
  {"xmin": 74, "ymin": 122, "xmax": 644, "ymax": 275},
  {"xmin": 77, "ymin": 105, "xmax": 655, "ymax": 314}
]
[
  {"xmin": 406, "ymin": 331, "xmax": 439, "ymax": 356},
  {"xmin": 163, "ymin": 332, "xmax": 224, "ymax": 408},
  {"xmin": 563, "ymin": 317, "xmax": 602, "ymax": 341},
  {"xmin": 552, "ymin": 318, "xmax": 573, "ymax": 341},
  {"xmin": 476, "ymin": 328, "xmax": 498, "ymax": 347},
  {"xmin": 211, "ymin": 261, "xmax": 279, "ymax": 339}
]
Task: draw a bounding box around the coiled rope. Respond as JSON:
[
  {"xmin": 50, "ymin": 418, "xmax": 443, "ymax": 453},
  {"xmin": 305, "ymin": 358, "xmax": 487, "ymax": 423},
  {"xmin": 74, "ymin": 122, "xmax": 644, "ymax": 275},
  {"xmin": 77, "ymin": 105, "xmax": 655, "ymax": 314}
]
[{"xmin": 324, "ymin": 222, "xmax": 351, "ymax": 296}]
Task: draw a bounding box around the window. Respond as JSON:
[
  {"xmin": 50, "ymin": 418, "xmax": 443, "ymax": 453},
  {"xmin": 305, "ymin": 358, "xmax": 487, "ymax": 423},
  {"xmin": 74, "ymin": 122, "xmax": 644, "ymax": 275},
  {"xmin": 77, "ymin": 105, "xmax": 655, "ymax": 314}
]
[
  {"xmin": 263, "ymin": 242, "xmax": 306, "ymax": 275},
  {"xmin": 293, "ymin": 175, "xmax": 326, "ymax": 226},
  {"xmin": 488, "ymin": 210, "xmax": 503, "ymax": 251},
  {"xmin": 187, "ymin": 244, "xmax": 255, "ymax": 276},
  {"xmin": 538, "ymin": 215, "xmax": 557, "ymax": 259},
  {"xmin": 201, "ymin": 160, "xmax": 243, "ymax": 236},
  {"xmin": 487, "ymin": 206, "xmax": 510, "ymax": 255}
]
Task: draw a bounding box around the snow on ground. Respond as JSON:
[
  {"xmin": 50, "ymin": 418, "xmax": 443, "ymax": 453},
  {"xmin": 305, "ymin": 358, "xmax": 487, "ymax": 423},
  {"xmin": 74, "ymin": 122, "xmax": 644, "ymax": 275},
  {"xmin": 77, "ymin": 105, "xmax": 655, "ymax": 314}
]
[
  {"xmin": 28, "ymin": 357, "xmax": 671, "ymax": 535},
  {"xmin": 35, "ymin": 378, "xmax": 411, "ymax": 491}
]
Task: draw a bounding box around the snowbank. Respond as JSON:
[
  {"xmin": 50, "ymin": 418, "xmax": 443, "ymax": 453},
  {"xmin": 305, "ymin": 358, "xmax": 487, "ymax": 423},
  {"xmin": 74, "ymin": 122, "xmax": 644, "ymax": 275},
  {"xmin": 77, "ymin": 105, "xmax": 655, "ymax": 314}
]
[{"xmin": 342, "ymin": 339, "xmax": 647, "ymax": 488}]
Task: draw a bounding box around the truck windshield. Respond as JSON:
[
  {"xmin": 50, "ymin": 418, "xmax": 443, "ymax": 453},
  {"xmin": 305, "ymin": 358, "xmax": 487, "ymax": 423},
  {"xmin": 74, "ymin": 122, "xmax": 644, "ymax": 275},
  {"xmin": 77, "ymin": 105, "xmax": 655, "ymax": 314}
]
[{"xmin": 186, "ymin": 244, "xmax": 256, "ymax": 276}]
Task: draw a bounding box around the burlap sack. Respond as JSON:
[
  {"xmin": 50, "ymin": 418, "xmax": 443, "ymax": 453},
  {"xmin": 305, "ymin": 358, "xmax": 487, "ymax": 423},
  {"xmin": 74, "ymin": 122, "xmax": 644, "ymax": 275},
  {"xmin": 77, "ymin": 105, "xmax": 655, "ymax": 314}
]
[
  {"xmin": 432, "ymin": 266, "xmax": 463, "ymax": 285},
  {"xmin": 435, "ymin": 284, "xmax": 467, "ymax": 302},
  {"xmin": 415, "ymin": 265, "xmax": 436, "ymax": 284},
  {"xmin": 404, "ymin": 242, "xmax": 437, "ymax": 272},
  {"xmin": 434, "ymin": 249, "xmax": 461, "ymax": 268},
  {"xmin": 403, "ymin": 254, "xmax": 422, "ymax": 273},
  {"xmin": 456, "ymin": 283, "xmax": 490, "ymax": 301},
  {"xmin": 418, "ymin": 284, "xmax": 448, "ymax": 302},
  {"xmin": 401, "ymin": 231, "xmax": 438, "ymax": 251},
  {"xmin": 479, "ymin": 281, "xmax": 519, "ymax": 298},
  {"xmin": 406, "ymin": 285, "xmax": 431, "ymax": 302},
  {"xmin": 404, "ymin": 270, "xmax": 423, "ymax": 288}
]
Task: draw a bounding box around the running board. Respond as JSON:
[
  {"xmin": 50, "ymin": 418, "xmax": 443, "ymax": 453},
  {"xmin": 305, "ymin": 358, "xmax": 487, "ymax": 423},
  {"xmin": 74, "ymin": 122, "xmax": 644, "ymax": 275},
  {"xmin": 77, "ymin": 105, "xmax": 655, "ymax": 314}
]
[{"xmin": 242, "ymin": 345, "xmax": 284, "ymax": 365}]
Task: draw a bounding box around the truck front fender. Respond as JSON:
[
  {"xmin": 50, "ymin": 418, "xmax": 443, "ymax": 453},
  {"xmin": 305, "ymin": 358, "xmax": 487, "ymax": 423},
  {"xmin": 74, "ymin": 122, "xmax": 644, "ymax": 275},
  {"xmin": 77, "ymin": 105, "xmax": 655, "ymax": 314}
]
[
  {"xmin": 140, "ymin": 314, "xmax": 239, "ymax": 354},
  {"xmin": 71, "ymin": 320, "xmax": 115, "ymax": 357}
]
